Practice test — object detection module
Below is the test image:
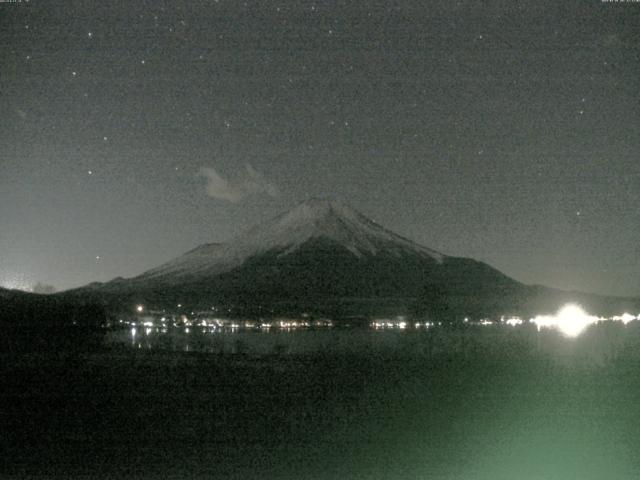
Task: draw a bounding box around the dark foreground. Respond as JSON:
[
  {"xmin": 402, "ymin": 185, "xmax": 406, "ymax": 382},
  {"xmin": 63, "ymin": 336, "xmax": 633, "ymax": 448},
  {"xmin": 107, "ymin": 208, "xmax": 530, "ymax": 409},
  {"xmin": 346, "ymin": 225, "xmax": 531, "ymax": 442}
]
[{"xmin": 2, "ymin": 328, "xmax": 640, "ymax": 479}]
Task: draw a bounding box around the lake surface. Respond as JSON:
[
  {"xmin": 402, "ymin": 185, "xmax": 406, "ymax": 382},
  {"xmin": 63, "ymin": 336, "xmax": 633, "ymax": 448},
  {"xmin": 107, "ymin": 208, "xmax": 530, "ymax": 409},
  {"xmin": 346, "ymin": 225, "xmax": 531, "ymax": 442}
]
[
  {"xmin": 5, "ymin": 321, "xmax": 640, "ymax": 479},
  {"xmin": 107, "ymin": 321, "xmax": 640, "ymax": 365}
]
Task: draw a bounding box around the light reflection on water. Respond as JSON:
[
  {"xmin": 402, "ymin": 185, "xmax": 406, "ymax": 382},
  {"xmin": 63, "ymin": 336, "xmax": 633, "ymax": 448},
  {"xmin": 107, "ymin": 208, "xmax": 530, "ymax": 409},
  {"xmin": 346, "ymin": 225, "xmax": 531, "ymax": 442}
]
[
  {"xmin": 118, "ymin": 326, "xmax": 418, "ymax": 355},
  {"xmin": 110, "ymin": 322, "xmax": 640, "ymax": 362}
]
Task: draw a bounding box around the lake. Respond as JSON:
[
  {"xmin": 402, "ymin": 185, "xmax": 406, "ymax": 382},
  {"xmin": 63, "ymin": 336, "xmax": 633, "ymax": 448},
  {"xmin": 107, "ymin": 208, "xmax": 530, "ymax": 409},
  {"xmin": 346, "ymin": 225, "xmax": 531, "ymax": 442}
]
[
  {"xmin": 3, "ymin": 321, "xmax": 640, "ymax": 479},
  {"xmin": 106, "ymin": 321, "xmax": 640, "ymax": 365}
]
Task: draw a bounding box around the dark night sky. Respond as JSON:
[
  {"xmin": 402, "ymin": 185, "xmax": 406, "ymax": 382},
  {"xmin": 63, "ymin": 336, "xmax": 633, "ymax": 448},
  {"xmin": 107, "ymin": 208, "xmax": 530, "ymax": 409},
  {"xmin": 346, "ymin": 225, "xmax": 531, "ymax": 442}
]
[{"xmin": 1, "ymin": 0, "xmax": 639, "ymax": 296}]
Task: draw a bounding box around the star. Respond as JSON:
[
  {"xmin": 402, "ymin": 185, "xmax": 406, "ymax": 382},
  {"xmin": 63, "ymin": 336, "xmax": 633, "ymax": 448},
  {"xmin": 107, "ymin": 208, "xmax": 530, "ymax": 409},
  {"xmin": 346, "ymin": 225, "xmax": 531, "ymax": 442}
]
[
  {"xmin": 87, "ymin": 32, "xmax": 93, "ymax": 38},
  {"xmin": 72, "ymin": 71, "xmax": 77, "ymax": 77},
  {"xmin": 88, "ymin": 170, "xmax": 93, "ymax": 175}
]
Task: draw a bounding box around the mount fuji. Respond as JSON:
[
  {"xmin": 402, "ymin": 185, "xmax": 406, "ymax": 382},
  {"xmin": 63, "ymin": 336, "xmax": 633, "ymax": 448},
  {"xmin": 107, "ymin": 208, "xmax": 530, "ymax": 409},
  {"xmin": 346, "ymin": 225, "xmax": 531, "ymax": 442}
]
[
  {"xmin": 135, "ymin": 198, "xmax": 446, "ymax": 285},
  {"xmin": 65, "ymin": 199, "xmax": 527, "ymax": 317}
]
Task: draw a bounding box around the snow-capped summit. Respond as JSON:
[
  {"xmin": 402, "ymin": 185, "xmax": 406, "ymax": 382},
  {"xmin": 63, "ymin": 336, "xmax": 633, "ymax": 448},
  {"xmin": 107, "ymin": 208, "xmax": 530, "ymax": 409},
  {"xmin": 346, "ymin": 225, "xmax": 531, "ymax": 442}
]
[
  {"xmin": 234, "ymin": 198, "xmax": 444, "ymax": 260},
  {"xmin": 135, "ymin": 198, "xmax": 443, "ymax": 285}
]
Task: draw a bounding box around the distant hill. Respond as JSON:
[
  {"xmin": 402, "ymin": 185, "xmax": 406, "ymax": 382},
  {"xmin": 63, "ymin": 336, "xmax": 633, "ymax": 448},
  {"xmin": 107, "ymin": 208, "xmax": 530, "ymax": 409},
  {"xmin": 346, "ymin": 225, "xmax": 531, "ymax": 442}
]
[
  {"xmin": 0, "ymin": 287, "xmax": 107, "ymax": 352},
  {"xmin": 0, "ymin": 287, "xmax": 106, "ymax": 327}
]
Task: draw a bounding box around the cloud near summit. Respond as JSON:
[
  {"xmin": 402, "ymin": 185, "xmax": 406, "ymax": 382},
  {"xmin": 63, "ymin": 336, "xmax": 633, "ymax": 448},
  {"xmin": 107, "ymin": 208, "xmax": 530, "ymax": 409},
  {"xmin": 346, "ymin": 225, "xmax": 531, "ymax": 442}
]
[{"xmin": 199, "ymin": 165, "xmax": 279, "ymax": 202}]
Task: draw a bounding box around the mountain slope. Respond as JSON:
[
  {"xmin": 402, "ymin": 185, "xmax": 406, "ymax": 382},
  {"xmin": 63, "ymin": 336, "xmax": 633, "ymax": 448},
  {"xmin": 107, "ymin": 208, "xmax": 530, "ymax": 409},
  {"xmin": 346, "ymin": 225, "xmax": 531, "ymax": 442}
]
[
  {"xmin": 131, "ymin": 199, "xmax": 445, "ymax": 286},
  {"xmin": 63, "ymin": 199, "xmax": 533, "ymax": 316},
  {"xmin": 163, "ymin": 236, "xmax": 523, "ymax": 316}
]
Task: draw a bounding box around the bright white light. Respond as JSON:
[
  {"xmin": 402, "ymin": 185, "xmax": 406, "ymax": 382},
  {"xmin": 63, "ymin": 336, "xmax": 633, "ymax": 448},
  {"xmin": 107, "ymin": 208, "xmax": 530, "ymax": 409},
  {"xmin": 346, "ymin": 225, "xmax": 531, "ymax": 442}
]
[
  {"xmin": 505, "ymin": 317, "xmax": 522, "ymax": 327},
  {"xmin": 531, "ymin": 304, "xmax": 598, "ymax": 338},
  {"xmin": 555, "ymin": 305, "xmax": 593, "ymax": 337},
  {"xmin": 613, "ymin": 313, "xmax": 636, "ymax": 325},
  {"xmin": 136, "ymin": 305, "xmax": 144, "ymax": 313}
]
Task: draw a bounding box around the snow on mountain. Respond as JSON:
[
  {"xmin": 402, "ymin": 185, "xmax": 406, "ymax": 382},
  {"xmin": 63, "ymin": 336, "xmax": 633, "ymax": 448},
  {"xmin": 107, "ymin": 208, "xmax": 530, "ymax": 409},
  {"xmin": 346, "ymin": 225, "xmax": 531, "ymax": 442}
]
[
  {"xmin": 234, "ymin": 199, "xmax": 443, "ymax": 260},
  {"xmin": 137, "ymin": 242, "xmax": 226, "ymax": 281},
  {"xmin": 133, "ymin": 199, "xmax": 444, "ymax": 285}
]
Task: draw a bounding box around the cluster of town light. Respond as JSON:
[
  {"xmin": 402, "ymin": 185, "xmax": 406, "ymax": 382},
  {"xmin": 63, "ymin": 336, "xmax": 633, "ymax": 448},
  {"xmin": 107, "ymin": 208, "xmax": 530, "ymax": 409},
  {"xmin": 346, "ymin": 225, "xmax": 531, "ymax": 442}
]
[
  {"xmin": 530, "ymin": 305, "xmax": 638, "ymax": 337},
  {"xmin": 130, "ymin": 303, "xmax": 638, "ymax": 339},
  {"xmin": 370, "ymin": 304, "xmax": 639, "ymax": 338},
  {"xmin": 127, "ymin": 307, "xmax": 333, "ymax": 336},
  {"xmin": 371, "ymin": 317, "xmax": 439, "ymax": 330},
  {"xmin": 530, "ymin": 304, "xmax": 595, "ymax": 338}
]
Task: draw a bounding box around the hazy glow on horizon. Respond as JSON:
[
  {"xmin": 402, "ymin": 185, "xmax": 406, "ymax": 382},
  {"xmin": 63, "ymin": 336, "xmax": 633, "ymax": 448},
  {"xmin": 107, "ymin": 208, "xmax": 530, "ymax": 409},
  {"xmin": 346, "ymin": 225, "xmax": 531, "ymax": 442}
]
[{"xmin": 1, "ymin": 275, "xmax": 33, "ymax": 292}]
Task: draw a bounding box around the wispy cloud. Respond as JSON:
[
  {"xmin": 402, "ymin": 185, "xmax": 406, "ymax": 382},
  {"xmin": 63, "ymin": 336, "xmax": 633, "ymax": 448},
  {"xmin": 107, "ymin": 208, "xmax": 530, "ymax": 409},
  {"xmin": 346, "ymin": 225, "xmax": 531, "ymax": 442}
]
[{"xmin": 199, "ymin": 164, "xmax": 279, "ymax": 202}]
